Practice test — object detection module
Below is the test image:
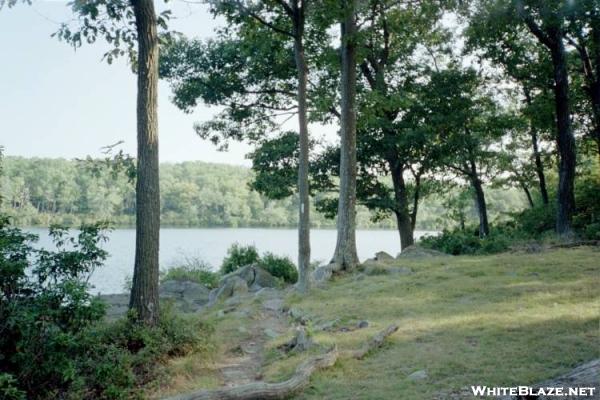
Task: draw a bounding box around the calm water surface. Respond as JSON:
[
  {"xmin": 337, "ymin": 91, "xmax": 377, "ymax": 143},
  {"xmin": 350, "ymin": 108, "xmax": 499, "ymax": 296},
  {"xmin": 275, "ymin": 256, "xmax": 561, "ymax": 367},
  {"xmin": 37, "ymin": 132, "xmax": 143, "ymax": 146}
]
[{"xmin": 27, "ymin": 228, "xmax": 435, "ymax": 294}]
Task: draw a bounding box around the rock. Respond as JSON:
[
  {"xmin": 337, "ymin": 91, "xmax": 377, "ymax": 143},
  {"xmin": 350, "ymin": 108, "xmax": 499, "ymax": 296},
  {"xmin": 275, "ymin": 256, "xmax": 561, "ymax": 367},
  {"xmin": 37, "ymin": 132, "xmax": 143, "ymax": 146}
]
[
  {"xmin": 220, "ymin": 265, "xmax": 279, "ymax": 291},
  {"xmin": 362, "ymin": 263, "xmax": 413, "ymax": 276},
  {"xmin": 407, "ymin": 370, "xmax": 428, "ymax": 381},
  {"xmin": 101, "ymin": 280, "xmax": 212, "ymax": 317},
  {"xmin": 375, "ymin": 251, "xmax": 395, "ymax": 262},
  {"xmin": 263, "ymin": 298, "xmax": 284, "ymax": 312},
  {"xmin": 213, "ymin": 276, "xmax": 248, "ymax": 303},
  {"xmin": 99, "ymin": 293, "xmax": 129, "ymax": 318},
  {"xmin": 312, "ymin": 265, "xmax": 333, "ymax": 282},
  {"xmin": 264, "ymin": 328, "xmax": 280, "ymax": 339},
  {"xmin": 159, "ymin": 280, "xmax": 211, "ymax": 308},
  {"xmin": 279, "ymin": 327, "xmax": 313, "ymax": 353},
  {"xmin": 357, "ymin": 320, "xmax": 369, "ymax": 329},
  {"xmin": 208, "ymin": 288, "xmax": 219, "ymax": 304},
  {"xmin": 288, "ymin": 307, "xmax": 310, "ymax": 325},
  {"xmin": 397, "ymin": 244, "xmax": 448, "ymax": 259}
]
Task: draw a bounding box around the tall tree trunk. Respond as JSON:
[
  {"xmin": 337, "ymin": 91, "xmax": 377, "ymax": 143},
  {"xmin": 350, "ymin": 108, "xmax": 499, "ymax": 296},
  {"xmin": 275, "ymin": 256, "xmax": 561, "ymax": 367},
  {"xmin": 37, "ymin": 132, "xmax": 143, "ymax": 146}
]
[
  {"xmin": 389, "ymin": 160, "xmax": 414, "ymax": 250},
  {"xmin": 524, "ymin": 88, "xmax": 549, "ymax": 204},
  {"xmin": 129, "ymin": 0, "xmax": 160, "ymax": 325},
  {"xmin": 332, "ymin": 0, "xmax": 358, "ymax": 270},
  {"xmin": 292, "ymin": 4, "xmax": 310, "ymax": 293},
  {"xmin": 469, "ymin": 162, "xmax": 489, "ymax": 238},
  {"xmin": 549, "ymin": 32, "xmax": 576, "ymax": 236}
]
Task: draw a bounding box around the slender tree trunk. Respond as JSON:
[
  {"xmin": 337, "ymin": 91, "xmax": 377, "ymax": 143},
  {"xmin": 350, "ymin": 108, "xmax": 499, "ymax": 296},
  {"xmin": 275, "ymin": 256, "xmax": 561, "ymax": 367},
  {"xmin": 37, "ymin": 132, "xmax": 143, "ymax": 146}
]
[
  {"xmin": 129, "ymin": 0, "xmax": 160, "ymax": 325},
  {"xmin": 469, "ymin": 162, "xmax": 489, "ymax": 238},
  {"xmin": 524, "ymin": 88, "xmax": 549, "ymax": 204},
  {"xmin": 410, "ymin": 172, "xmax": 421, "ymax": 232},
  {"xmin": 389, "ymin": 160, "xmax": 414, "ymax": 250},
  {"xmin": 531, "ymin": 129, "xmax": 549, "ymax": 205},
  {"xmin": 292, "ymin": 4, "xmax": 310, "ymax": 293},
  {"xmin": 522, "ymin": 183, "xmax": 534, "ymax": 208},
  {"xmin": 549, "ymin": 33, "xmax": 576, "ymax": 236},
  {"xmin": 332, "ymin": 0, "xmax": 358, "ymax": 270}
]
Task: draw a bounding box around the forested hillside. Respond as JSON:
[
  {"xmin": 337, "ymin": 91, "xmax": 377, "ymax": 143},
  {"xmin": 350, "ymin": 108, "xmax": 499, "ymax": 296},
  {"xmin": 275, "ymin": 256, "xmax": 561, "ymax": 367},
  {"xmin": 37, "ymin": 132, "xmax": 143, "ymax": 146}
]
[{"xmin": 0, "ymin": 156, "xmax": 526, "ymax": 229}]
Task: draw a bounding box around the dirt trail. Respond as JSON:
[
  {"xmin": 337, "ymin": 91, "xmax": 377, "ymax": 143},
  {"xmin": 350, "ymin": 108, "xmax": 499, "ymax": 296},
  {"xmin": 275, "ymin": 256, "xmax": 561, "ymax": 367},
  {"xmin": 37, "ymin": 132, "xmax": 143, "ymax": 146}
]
[{"xmin": 217, "ymin": 294, "xmax": 290, "ymax": 387}]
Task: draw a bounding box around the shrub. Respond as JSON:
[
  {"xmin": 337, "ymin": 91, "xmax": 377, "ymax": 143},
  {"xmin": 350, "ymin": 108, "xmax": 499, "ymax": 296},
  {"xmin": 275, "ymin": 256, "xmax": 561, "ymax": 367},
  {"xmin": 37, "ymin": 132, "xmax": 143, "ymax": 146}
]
[
  {"xmin": 258, "ymin": 252, "xmax": 298, "ymax": 284},
  {"xmin": 0, "ymin": 218, "xmax": 213, "ymax": 399},
  {"xmin": 220, "ymin": 243, "xmax": 260, "ymax": 274},
  {"xmin": 421, "ymin": 228, "xmax": 510, "ymax": 255},
  {"xmin": 161, "ymin": 256, "xmax": 219, "ymax": 288}
]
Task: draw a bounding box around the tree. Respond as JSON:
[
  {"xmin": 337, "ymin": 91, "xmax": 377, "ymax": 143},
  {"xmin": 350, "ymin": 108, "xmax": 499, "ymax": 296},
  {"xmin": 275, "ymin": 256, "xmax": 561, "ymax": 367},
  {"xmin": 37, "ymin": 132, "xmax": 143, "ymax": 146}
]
[
  {"xmin": 332, "ymin": 0, "xmax": 359, "ymax": 270},
  {"xmin": 56, "ymin": 0, "xmax": 167, "ymax": 324},
  {"xmin": 465, "ymin": 0, "xmax": 578, "ymax": 236},
  {"xmin": 351, "ymin": 0, "xmax": 447, "ymax": 249},
  {"xmin": 161, "ymin": 0, "xmax": 333, "ymax": 292},
  {"xmin": 565, "ymin": 2, "xmax": 600, "ymax": 157},
  {"xmin": 416, "ymin": 68, "xmax": 508, "ymax": 237},
  {"xmin": 515, "ymin": 1, "xmax": 577, "ymax": 235},
  {"xmin": 129, "ymin": 0, "xmax": 161, "ymax": 325}
]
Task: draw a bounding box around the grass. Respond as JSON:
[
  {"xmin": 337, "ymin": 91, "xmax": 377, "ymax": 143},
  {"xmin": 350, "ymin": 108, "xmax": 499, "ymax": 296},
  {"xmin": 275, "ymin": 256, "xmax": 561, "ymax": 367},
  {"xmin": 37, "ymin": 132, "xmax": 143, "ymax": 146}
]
[{"xmin": 158, "ymin": 247, "xmax": 600, "ymax": 399}]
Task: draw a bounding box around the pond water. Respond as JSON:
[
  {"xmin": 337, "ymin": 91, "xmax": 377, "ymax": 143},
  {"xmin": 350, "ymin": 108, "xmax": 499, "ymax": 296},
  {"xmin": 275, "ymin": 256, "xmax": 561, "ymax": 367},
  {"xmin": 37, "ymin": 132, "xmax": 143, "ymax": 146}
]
[{"xmin": 26, "ymin": 227, "xmax": 435, "ymax": 294}]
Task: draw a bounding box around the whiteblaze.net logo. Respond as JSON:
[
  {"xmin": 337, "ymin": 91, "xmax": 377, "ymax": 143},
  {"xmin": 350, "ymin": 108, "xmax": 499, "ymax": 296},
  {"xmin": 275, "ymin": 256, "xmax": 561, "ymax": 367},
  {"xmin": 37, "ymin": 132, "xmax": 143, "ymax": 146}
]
[{"xmin": 470, "ymin": 386, "xmax": 597, "ymax": 397}]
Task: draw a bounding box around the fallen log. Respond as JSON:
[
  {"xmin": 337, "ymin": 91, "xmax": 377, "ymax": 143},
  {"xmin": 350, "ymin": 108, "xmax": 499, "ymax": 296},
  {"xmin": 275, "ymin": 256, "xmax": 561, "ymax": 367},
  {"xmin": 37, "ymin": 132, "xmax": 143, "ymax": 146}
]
[{"xmin": 163, "ymin": 324, "xmax": 399, "ymax": 400}]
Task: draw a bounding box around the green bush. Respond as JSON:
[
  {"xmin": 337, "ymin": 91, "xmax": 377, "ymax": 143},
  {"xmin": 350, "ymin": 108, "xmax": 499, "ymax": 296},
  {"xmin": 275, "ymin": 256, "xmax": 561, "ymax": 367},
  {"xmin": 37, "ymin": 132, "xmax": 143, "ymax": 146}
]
[
  {"xmin": 220, "ymin": 243, "xmax": 260, "ymax": 274},
  {"xmin": 161, "ymin": 256, "xmax": 219, "ymax": 288},
  {"xmin": 421, "ymin": 228, "xmax": 511, "ymax": 255},
  {"xmin": 258, "ymin": 252, "xmax": 298, "ymax": 284},
  {"xmin": 512, "ymin": 204, "xmax": 556, "ymax": 236},
  {"xmin": 0, "ymin": 218, "xmax": 213, "ymax": 399}
]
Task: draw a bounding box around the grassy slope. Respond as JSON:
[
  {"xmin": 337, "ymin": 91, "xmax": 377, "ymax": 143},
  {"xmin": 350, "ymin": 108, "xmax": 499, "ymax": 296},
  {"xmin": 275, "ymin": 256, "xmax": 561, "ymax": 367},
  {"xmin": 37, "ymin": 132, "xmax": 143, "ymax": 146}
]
[{"xmin": 162, "ymin": 248, "xmax": 600, "ymax": 399}]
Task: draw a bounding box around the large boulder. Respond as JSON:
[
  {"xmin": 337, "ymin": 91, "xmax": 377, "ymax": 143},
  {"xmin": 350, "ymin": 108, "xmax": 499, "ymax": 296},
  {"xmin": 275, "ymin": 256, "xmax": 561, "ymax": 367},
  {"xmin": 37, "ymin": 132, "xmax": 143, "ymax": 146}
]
[
  {"xmin": 312, "ymin": 265, "xmax": 333, "ymax": 282},
  {"xmin": 213, "ymin": 276, "xmax": 248, "ymax": 303},
  {"xmin": 159, "ymin": 280, "xmax": 211, "ymax": 307},
  {"xmin": 100, "ymin": 293, "xmax": 129, "ymax": 319},
  {"xmin": 374, "ymin": 251, "xmax": 395, "ymax": 262},
  {"xmin": 397, "ymin": 244, "xmax": 448, "ymax": 259},
  {"xmin": 219, "ymin": 264, "xmax": 279, "ymax": 291}
]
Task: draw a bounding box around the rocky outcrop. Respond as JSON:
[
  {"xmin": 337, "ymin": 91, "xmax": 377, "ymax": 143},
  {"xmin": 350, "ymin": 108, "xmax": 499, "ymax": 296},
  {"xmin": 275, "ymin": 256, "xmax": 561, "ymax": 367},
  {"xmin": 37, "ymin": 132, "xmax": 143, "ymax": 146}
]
[
  {"xmin": 219, "ymin": 265, "xmax": 280, "ymax": 292},
  {"xmin": 100, "ymin": 279, "xmax": 212, "ymax": 317},
  {"xmin": 397, "ymin": 244, "xmax": 448, "ymax": 258},
  {"xmin": 160, "ymin": 280, "xmax": 211, "ymax": 311}
]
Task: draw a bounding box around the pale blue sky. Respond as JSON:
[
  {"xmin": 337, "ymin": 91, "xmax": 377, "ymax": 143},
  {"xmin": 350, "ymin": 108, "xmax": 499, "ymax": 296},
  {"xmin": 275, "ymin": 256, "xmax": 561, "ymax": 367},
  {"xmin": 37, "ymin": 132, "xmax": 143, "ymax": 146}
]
[{"xmin": 0, "ymin": 0, "xmax": 252, "ymax": 164}]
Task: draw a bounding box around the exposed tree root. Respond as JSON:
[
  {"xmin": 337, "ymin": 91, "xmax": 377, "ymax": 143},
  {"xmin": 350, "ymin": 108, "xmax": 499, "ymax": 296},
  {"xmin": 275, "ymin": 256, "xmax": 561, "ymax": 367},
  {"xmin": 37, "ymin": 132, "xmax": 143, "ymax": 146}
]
[
  {"xmin": 341, "ymin": 324, "xmax": 399, "ymax": 360},
  {"xmin": 163, "ymin": 324, "xmax": 399, "ymax": 400}
]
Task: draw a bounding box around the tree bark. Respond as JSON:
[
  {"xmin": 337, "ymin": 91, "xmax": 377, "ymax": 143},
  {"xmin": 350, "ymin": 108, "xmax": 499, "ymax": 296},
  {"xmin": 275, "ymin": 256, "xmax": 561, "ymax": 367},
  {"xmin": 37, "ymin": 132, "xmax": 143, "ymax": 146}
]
[
  {"xmin": 410, "ymin": 171, "xmax": 421, "ymax": 232},
  {"xmin": 129, "ymin": 0, "xmax": 160, "ymax": 325},
  {"xmin": 522, "ymin": 183, "xmax": 534, "ymax": 208},
  {"xmin": 332, "ymin": 0, "xmax": 359, "ymax": 270},
  {"xmin": 549, "ymin": 32, "xmax": 576, "ymax": 236},
  {"xmin": 389, "ymin": 160, "xmax": 414, "ymax": 250},
  {"xmin": 292, "ymin": 2, "xmax": 310, "ymax": 294},
  {"xmin": 469, "ymin": 162, "xmax": 489, "ymax": 238}
]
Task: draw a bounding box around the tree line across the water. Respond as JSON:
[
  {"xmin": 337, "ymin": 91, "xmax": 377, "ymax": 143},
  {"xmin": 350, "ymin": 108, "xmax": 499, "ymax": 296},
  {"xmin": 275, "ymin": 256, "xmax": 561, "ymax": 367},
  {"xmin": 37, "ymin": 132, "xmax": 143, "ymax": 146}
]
[{"xmin": 0, "ymin": 156, "xmax": 528, "ymax": 230}]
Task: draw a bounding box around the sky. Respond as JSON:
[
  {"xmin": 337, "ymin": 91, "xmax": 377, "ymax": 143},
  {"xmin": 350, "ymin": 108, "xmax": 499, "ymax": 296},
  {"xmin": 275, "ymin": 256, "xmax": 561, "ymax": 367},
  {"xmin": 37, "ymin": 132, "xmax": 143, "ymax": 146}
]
[{"xmin": 0, "ymin": 0, "xmax": 253, "ymax": 165}]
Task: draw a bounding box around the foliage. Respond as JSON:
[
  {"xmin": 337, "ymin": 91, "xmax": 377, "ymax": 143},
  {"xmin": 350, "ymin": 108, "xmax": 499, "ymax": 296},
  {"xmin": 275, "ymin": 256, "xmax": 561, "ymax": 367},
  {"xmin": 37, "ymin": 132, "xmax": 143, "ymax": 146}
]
[
  {"xmin": 258, "ymin": 252, "xmax": 298, "ymax": 284},
  {"xmin": 2, "ymin": 156, "xmax": 438, "ymax": 229},
  {"xmin": 420, "ymin": 228, "xmax": 511, "ymax": 255},
  {"xmin": 0, "ymin": 218, "xmax": 213, "ymax": 399},
  {"xmin": 220, "ymin": 243, "xmax": 298, "ymax": 283},
  {"xmin": 161, "ymin": 257, "xmax": 220, "ymax": 289},
  {"xmin": 573, "ymin": 166, "xmax": 600, "ymax": 239},
  {"xmin": 220, "ymin": 243, "xmax": 260, "ymax": 274}
]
